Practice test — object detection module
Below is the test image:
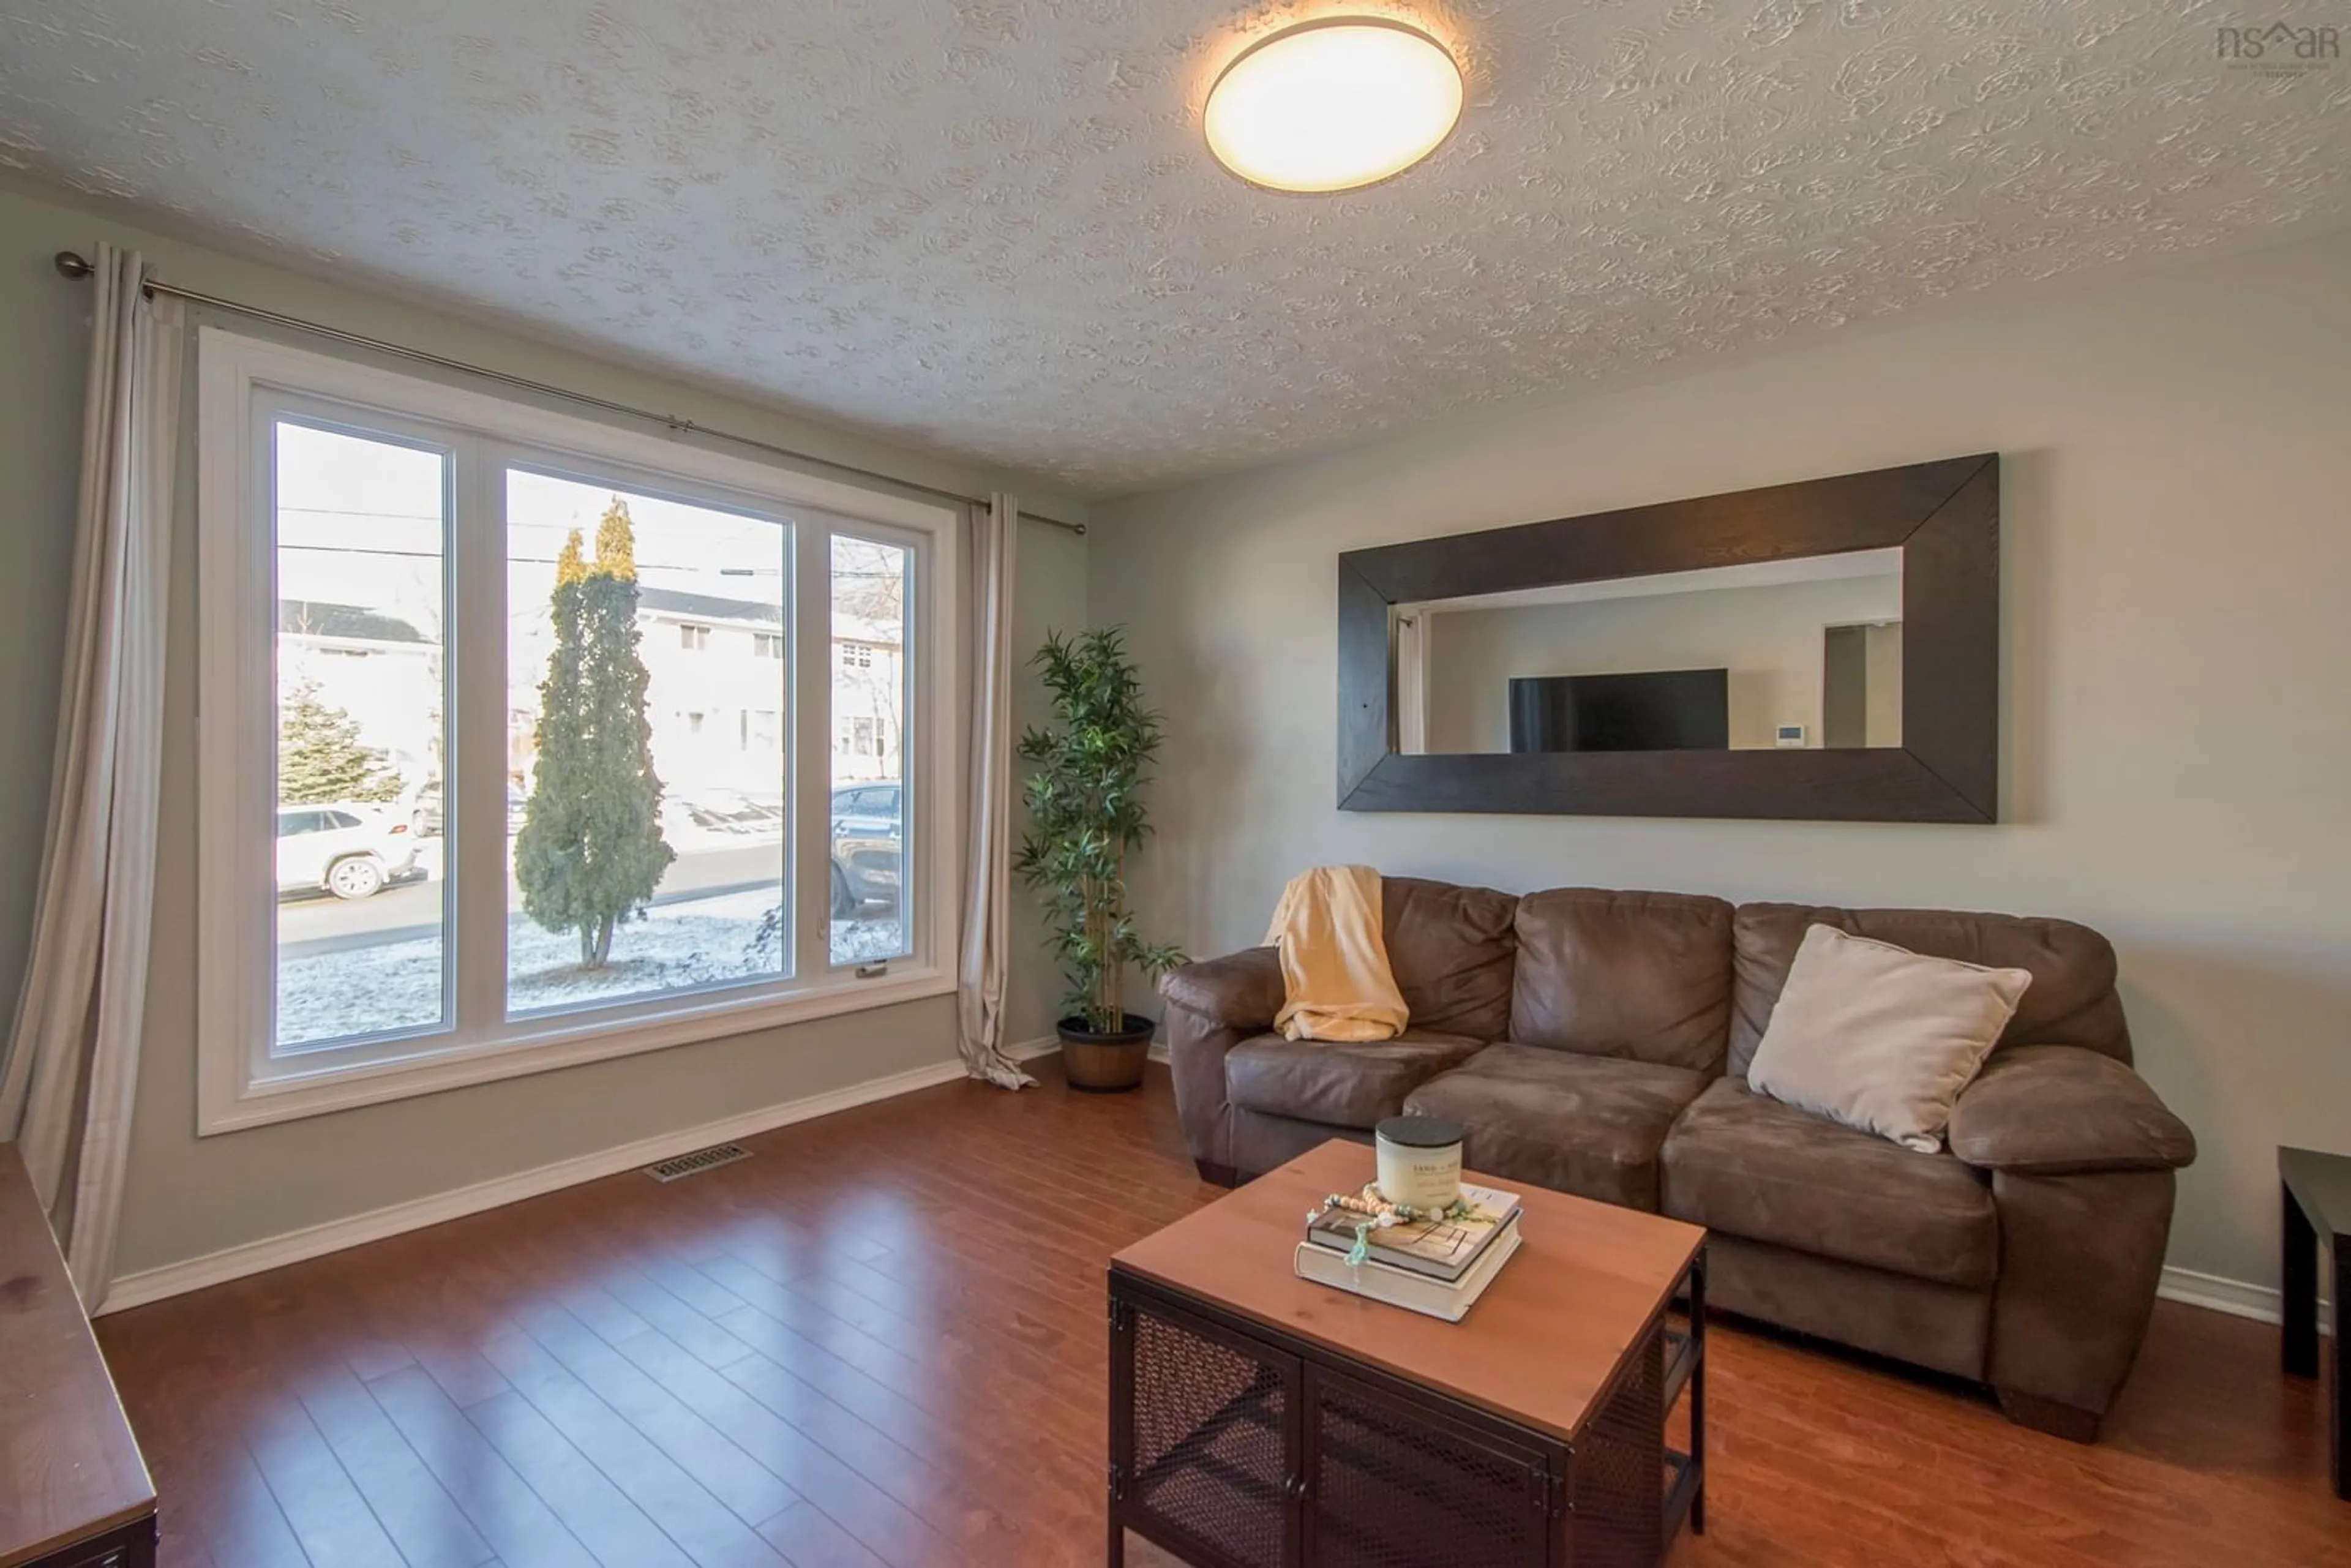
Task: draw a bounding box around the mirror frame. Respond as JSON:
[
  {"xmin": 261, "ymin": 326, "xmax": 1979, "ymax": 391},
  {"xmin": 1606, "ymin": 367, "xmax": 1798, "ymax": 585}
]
[{"xmin": 1337, "ymin": 454, "xmax": 2000, "ymax": 823}]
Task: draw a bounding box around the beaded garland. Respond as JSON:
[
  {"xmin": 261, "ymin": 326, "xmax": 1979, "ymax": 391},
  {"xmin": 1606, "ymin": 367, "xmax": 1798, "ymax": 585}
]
[{"xmin": 1309, "ymin": 1182, "xmax": 1480, "ymax": 1267}]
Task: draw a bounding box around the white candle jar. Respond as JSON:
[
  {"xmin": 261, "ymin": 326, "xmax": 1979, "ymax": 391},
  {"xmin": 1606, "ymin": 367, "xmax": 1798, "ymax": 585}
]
[{"xmin": 1374, "ymin": 1115, "xmax": 1464, "ymax": 1212}]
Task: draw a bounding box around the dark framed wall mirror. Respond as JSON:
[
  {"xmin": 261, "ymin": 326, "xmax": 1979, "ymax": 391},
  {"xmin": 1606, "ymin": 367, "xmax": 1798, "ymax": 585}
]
[{"xmin": 1337, "ymin": 454, "xmax": 2000, "ymax": 822}]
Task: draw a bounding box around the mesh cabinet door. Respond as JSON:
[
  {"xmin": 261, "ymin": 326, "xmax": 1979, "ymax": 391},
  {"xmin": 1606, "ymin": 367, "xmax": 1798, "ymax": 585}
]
[
  {"xmin": 1568, "ymin": 1330, "xmax": 1667, "ymax": 1567},
  {"xmin": 1302, "ymin": 1364, "xmax": 1551, "ymax": 1568},
  {"xmin": 1115, "ymin": 1291, "xmax": 1303, "ymax": 1568}
]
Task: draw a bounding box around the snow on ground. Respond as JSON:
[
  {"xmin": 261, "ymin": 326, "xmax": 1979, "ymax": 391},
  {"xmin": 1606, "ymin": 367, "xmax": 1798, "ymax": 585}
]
[{"xmin": 277, "ymin": 886, "xmax": 906, "ymax": 1048}]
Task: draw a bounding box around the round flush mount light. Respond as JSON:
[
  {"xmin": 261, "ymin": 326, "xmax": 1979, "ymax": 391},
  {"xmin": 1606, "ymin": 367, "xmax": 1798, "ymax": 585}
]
[{"xmin": 1204, "ymin": 16, "xmax": 1464, "ymax": 193}]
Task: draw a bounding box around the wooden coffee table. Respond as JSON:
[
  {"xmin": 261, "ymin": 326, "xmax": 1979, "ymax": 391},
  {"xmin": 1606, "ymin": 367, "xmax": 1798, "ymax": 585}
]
[{"xmin": 1108, "ymin": 1141, "xmax": 1706, "ymax": 1568}]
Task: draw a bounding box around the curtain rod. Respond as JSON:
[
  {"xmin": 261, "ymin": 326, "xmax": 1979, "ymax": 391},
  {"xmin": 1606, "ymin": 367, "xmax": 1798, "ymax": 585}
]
[{"xmin": 52, "ymin": 249, "xmax": 1086, "ymax": 536}]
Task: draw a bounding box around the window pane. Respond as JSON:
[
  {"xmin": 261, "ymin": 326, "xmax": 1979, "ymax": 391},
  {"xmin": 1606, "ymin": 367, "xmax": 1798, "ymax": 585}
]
[
  {"xmin": 272, "ymin": 421, "xmax": 448, "ymax": 1052},
  {"xmin": 506, "ymin": 470, "xmax": 789, "ymax": 1015},
  {"xmin": 830, "ymin": 536, "xmax": 910, "ymax": 964}
]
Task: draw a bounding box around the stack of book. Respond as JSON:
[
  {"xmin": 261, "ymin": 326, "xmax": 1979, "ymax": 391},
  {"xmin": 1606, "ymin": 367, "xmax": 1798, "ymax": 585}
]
[{"xmin": 1294, "ymin": 1182, "xmax": 1523, "ymax": 1322}]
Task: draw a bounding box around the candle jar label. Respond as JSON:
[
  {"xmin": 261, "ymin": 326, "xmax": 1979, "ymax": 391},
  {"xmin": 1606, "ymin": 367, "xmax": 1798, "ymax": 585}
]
[{"xmin": 1376, "ymin": 1141, "xmax": 1462, "ymax": 1211}]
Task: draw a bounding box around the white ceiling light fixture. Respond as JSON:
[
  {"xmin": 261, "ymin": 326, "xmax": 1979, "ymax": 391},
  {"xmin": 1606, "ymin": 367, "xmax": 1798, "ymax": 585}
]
[{"xmin": 1204, "ymin": 15, "xmax": 1465, "ymax": 193}]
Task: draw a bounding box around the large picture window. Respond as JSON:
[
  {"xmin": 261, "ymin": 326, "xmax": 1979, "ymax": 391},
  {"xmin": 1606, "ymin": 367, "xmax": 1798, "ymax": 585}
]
[{"xmin": 197, "ymin": 331, "xmax": 959, "ymax": 1131}]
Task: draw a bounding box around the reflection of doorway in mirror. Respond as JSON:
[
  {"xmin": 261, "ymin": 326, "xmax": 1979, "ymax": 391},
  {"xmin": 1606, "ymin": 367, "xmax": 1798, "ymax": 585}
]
[
  {"xmin": 1822, "ymin": 621, "xmax": 1904, "ymax": 748},
  {"xmin": 1394, "ymin": 610, "xmax": 1430, "ymax": 754}
]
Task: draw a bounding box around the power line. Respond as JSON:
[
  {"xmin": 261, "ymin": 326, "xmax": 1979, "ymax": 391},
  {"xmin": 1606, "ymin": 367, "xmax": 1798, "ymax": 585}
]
[
  {"xmin": 279, "ymin": 505, "xmax": 793, "ymax": 533},
  {"xmin": 275, "ymin": 541, "xmax": 793, "ymax": 577},
  {"xmin": 278, "ymin": 506, "xmax": 444, "ymax": 519}
]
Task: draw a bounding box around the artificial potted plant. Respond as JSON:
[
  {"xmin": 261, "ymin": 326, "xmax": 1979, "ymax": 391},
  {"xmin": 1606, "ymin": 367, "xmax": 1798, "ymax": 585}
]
[{"xmin": 1016, "ymin": 628, "xmax": 1185, "ymax": 1092}]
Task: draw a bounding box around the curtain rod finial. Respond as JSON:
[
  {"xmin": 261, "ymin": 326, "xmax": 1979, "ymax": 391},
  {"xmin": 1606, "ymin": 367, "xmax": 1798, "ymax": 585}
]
[{"xmin": 54, "ymin": 250, "xmax": 94, "ymax": 280}]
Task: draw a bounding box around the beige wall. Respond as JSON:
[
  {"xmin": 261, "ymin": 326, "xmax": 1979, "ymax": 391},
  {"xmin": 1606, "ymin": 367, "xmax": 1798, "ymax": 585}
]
[
  {"xmin": 0, "ymin": 178, "xmax": 1087, "ymax": 1278},
  {"xmin": 1422, "ymin": 572, "xmax": 1903, "ymax": 754},
  {"xmin": 1091, "ymin": 228, "xmax": 2351, "ymax": 1293}
]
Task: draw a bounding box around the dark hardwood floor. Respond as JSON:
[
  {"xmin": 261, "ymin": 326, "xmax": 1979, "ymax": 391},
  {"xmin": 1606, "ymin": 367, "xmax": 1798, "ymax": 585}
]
[{"xmin": 95, "ymin": 1060, "xmax": 2343, "ymax": 1568}]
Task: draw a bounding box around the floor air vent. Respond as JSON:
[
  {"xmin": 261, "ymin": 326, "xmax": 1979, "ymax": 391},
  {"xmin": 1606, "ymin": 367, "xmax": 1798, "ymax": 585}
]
[{"xmin": 643, "ymin": 1144, "xmax": 751, "ymax": 1183}]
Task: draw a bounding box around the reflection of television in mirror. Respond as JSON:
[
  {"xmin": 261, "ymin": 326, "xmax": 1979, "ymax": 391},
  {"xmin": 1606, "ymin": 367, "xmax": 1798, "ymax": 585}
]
[{"xmin": 1508, "ymin": 669, "xmax": 1730, "ymax": 753}]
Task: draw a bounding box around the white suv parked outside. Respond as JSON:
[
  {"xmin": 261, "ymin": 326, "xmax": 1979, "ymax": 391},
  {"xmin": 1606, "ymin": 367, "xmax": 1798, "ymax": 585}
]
[{"xmin": 274, "ymin": 805, "xmax": 419, "ymax": 900}]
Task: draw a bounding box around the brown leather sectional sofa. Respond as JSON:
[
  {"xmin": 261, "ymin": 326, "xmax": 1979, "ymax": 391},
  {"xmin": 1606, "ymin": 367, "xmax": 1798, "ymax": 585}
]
[{"xmin": 1159, "ymin": 878, "xmax": 2197, "ymax": 1441}]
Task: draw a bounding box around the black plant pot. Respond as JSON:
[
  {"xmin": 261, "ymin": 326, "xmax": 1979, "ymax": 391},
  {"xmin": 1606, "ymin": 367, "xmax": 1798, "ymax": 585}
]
[{"xmin": 1057, "ymin": 1013, "xmax": 1155, "ymax": 1093}]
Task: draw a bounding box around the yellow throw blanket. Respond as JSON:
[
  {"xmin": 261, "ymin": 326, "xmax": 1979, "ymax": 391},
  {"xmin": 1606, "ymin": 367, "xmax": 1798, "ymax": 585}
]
[{"xmin": 1264, "ymin": 865, "xmax": 1409, "ymax": 1042}]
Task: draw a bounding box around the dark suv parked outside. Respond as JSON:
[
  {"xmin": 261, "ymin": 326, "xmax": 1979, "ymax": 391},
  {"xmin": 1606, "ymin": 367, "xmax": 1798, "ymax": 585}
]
[{"xmin": 830, "ymin": 782, "xmax": 902, "ymax": 917}]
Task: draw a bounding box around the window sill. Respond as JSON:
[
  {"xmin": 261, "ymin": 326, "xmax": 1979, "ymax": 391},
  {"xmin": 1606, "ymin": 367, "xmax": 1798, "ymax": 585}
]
[{"xmin": 196, "ymin": 966, "xmax": 955, "ymax": 1135}]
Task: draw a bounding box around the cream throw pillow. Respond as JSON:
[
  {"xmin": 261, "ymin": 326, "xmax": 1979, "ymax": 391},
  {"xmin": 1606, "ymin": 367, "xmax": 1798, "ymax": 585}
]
[{"xmin": 1747, "ymin": 925, "xmax": 2033, "ymax": 1153}]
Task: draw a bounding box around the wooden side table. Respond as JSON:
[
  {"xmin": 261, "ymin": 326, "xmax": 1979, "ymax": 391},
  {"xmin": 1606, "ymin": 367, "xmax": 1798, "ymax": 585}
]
[{"xmin": 2279, "ymin": 1145, "xmax": 2350, "ymax": 1501}]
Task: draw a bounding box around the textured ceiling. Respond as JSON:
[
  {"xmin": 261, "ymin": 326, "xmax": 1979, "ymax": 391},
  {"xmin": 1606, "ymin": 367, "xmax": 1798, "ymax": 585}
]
[{"xmin": 2, "ymin": 2, "xmax": 2346, "ymax": 495}]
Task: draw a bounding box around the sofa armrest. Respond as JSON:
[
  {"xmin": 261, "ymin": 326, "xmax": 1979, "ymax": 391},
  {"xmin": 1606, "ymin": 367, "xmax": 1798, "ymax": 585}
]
[
  {"xmin": 1158, "ymin": 947, "xmax": 1284, "ymax": 1032},
  {"xmin": 1158, "ymin": 948, "xmax": 1283, "ymax": 1175},
  {"xmin": 1949, "ymin": 1045, "xmax": 2196, "ymax": 1176}
]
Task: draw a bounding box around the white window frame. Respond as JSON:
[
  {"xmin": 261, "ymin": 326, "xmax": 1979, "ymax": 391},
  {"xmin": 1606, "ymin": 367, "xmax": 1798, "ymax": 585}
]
[{"xmin": 195, "ymin": 329, "xmax": 961, "ymax": 1134}]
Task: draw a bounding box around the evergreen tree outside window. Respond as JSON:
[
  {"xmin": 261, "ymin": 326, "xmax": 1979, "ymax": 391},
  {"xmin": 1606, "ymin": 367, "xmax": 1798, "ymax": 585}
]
[
  {"xmin": 513, "ymin": 501, "xmax": 676, "ymax": 970},
  {"xmin": 277, "ymin": 680, "xmax": 405, "ymax": 805},
  {"xmin": 502, "ymin": 471, "xmax": 792, "ymax": 1015}
]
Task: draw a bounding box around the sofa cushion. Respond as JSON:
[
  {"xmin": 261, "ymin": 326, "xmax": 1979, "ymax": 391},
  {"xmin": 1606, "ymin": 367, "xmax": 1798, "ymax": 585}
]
[
  {"xmin": 1731, "ymin": 904, "xmax": 2129, "ymax": 1077},
  {"xmin": 1381, "ymin": 877, "xmax": 1519, "ymax": 1039},
  {"xmin": 1230, "ymin": 1108, "xmax": 1373, "ymax": 1177},
  {"xmin": 1402, "ymin": 1043, "xmax": 1708, "ymax": 1211},
  {"xmin": 1660, "ymin": 1077, "xmax": 1999, "ymax": 1288},
  {"xmin": 1225, "ymin": 1030, "xmax": 1483, "ymax": 1128},
  {"xmin": 1509, "ymin": 888, "xmax": 1733, "ymax": 1071}
]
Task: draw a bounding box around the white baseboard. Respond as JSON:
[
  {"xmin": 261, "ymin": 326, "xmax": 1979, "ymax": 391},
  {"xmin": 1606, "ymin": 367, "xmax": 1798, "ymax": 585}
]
[
  {"xmin": 97, "ymin": 1054, "xmax": 973, "ymax": 1316},
  {"xmin": 2158, "ymin": 1264, "xmax": 2332, "ymax": 1333}
]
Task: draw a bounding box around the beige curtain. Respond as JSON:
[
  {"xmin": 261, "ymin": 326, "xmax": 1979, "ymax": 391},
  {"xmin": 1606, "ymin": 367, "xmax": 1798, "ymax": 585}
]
[
  {"xmin": 955, "ymin": 495, "xmax": 1034, "ymax": 1089},
  {"xmin": 0, "ymin": 244, "xmax": 181, "ymax": 1304}
]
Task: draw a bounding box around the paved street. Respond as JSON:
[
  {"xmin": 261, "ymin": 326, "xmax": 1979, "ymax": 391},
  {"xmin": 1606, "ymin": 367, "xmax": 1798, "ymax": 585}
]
[{"xmin": 276, "ymin": 839, "xmax": 787, "ymax": 958}]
